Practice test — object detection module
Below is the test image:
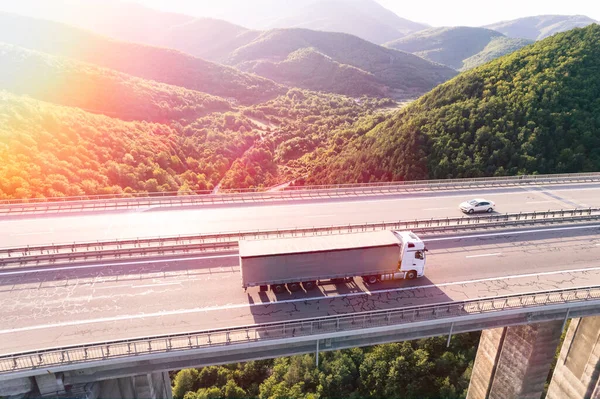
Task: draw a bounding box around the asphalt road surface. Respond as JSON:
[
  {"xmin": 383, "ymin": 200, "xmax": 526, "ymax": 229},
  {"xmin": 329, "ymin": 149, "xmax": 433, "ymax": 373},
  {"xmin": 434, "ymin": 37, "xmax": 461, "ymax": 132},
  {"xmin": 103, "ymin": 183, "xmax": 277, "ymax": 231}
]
[
  {"xmin": 2, "ymin": 224, "xmax": 600, "ymax": 355},
  {"xmin": 2, "ymin": 183, "xmax": 600, "ymax": 248}
]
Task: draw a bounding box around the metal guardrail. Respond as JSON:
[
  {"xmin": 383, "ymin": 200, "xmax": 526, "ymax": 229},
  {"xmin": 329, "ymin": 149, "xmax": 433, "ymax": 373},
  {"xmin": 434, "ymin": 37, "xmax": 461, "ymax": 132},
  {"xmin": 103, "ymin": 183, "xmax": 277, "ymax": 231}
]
[
  {"xmin": 1, "ymin": 172, "xmax": 600, "ymax": 215},
  {"xmin": 2, "ymin": 285, "xmax": 600, "ymax": 375},
  {"xmin": 1, "ymin": 208, "xmax": 597, "ymax": 268}
]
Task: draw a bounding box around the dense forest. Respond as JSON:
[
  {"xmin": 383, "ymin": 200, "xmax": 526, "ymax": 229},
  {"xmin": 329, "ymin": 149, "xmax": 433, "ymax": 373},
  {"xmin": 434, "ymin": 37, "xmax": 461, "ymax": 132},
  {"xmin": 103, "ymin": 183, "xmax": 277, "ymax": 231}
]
[
  {"xmin": 305, "ymin": 24, "xmax": 600, "ymax": 185},
  {"xmin": 0, "ymin": 89, "xmax": 391, "ymax": 199},
  {"xmin": 172, "ymin": 334, "xmax": 479, "ymax": 399}
]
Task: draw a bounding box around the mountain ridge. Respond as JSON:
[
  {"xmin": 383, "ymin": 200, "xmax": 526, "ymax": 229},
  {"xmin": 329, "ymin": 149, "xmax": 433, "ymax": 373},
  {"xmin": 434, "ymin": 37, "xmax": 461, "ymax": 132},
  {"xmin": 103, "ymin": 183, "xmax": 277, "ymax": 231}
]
[
  {"xmin": 0, "ymin": 12, "xmax": 284, "ymax": 104},
  {"xmin": 385, "ymin": 26, "xmax": 533, "ymax": 70},
  {"xmin": 223, "ymin": 28, "xmax": 457, "ymax": 98},
  {"xmin": 484, "ymin": 14, "xmax": 598, "ymax": 40}
]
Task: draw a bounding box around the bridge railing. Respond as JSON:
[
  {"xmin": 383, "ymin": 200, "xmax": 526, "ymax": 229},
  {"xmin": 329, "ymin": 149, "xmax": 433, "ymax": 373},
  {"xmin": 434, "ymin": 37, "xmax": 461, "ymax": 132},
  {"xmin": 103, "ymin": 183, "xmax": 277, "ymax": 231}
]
[
  {"xmin": 1, "ymin": 172, "xmax": 600, "ymax": 214},
  {"xmin": 1, "ymin": 208, "xmax": 598, "ymax": 268},
  {"xmin": 2, "ymin": 285, "xmax": 600, "ymax": 375}
]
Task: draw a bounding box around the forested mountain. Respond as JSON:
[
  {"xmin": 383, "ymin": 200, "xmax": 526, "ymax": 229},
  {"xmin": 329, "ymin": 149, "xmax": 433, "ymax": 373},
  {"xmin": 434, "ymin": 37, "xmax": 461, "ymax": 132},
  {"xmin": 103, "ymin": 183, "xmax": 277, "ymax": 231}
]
[
  {"xmin": 303, "ymin": 25, "xmax": 600, "ymax": 185},
  {"xmin": 225, "ymin": 28, "xmax": 457, "ymax": 98},
  {"xmin": 247, "ymin": 48, "xmax": 389, "ymax": 97},
  {"xmin": 485, "ymin": 15, "xmax": 597, "ymax": 40},
  {"xmin": 385, "ymin": 27, "xmax": 533, "ymax": 70},
  {"xmin": 0, "ymin": 43, "xmax": 230, "ymax": 122},
  {"xmin": 0, "ymin": 12, "xmax": 284, "ymax": 105}
]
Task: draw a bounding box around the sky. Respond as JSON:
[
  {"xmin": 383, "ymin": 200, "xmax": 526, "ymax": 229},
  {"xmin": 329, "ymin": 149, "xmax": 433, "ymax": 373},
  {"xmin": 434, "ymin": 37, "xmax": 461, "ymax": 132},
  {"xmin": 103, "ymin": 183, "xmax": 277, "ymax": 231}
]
[
  {"xmin": 0, "ymin": 0, "xmax": 598, "ymax": 28},
  {"xmin": 376, "ymin": 0, "xmax": 600, "ymax": 26},
  {"xmin": 127, "ymin": 0, "xmax": 600, "ymax": 27}
]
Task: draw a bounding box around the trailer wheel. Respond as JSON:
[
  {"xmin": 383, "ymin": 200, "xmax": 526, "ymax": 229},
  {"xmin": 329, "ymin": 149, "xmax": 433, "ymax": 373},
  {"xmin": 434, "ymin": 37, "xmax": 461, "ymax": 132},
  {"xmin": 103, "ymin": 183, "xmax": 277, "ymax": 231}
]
[
  {"xmin": 302, "ymin": 281, "xmax": 317, "ymax": 291},
  {"xmin": 287, "ymin": 282, "xmax": 301, "ymax": 293},
  {"xmin": 406, "ymin": 270, "xmax": 417, "ymax": 280},
  {"xmin": 366, "ymin": 275, "xmax": 378, "ymax": 284},
  {"xmin": 271, "ymin": 284, "xmax": 286, "ymax": 294}
]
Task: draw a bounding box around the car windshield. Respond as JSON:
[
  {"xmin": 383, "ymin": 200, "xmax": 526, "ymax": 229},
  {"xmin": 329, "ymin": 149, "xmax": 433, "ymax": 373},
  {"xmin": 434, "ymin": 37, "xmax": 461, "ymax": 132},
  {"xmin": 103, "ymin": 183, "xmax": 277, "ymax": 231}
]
[{"xmin": 468, "ymin": 200, "xmax": 478, "ymax": 205}]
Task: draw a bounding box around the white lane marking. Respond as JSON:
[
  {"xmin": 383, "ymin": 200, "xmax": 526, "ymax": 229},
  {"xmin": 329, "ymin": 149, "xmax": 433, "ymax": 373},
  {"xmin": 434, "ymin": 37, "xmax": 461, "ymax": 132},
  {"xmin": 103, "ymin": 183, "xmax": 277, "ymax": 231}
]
[
  {"xmin": 466, "ymin": 253, "xmax": 501, "ymax": 258},
  {"xmin": 526, "ymin": 200, "xmax": 556, "ymax": 204},
  {"xmin": 9, "ymin": 231, "xmax": 53, "ymax": 236},
  {"xmin": 3, "ymin": 264, "xmax": 600, "ymax": 335},
  {"xmin": 0, "ymin": 254, "xmax": 238, "ymax": 276},
  {"xmin": 423, "ymin": 207, "xmax": 453, "ymax": 210},
  {"xmin": 426, "ymin": 224, "xmax": 600, "ymax": 242}
]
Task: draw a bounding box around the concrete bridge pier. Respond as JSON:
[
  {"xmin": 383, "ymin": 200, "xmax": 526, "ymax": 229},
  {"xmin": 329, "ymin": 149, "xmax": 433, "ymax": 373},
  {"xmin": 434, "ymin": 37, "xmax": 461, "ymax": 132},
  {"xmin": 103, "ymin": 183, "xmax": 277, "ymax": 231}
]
[
  {"xmin": 467, "ymin": 320, "xmax": 564, "ymax": 399},
  {"xmin": 96, "ymin": 371, "xmax": 172, "ymax": 399},
  {"xmin": 0, "ymin": 371, "xmax": 171, "ymax": 399},
  {"xmin": 547, "ymin": 316, "xmax": 600, "ymax": 399},
  {"xmin": 35, "ymin": 372, "xmax": 66, "ymax": 396}
]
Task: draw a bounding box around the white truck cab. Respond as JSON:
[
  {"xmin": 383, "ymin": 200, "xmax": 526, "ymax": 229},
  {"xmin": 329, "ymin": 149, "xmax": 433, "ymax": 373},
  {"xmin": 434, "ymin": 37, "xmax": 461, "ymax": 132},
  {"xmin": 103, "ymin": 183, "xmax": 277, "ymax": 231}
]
[{"xmin": 378, "ymin": 231, "xmax": 427, "ymax": 281}]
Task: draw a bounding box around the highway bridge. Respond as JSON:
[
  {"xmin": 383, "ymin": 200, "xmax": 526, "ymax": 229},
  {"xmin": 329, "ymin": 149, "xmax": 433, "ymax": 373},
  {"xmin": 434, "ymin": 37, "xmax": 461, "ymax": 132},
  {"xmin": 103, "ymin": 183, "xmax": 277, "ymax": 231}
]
[{"xmin": 2, "ymin": 174, "xmax": 600, "ymax": 399}]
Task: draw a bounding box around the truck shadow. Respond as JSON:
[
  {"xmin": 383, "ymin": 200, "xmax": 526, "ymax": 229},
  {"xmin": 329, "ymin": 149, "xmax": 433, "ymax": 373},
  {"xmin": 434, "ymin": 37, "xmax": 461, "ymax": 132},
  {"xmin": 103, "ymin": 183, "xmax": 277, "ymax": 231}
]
[{"xmin": 246, "ymin": 277, "xmax": 456, "ymax": 327}]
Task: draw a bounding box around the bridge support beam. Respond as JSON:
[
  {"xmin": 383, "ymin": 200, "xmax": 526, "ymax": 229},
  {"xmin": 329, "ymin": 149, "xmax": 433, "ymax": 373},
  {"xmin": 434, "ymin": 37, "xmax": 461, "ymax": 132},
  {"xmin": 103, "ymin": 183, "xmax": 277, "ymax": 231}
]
[
  {"xmin": 547, "ymin": 316, "xmax": 600, "ymax": 399},
  {"xmin": 467, "ymin": 320, "xmax": 563, "ymax": 399},
  {"xmin": 97, "ymin": 371, "xmax": 172, "ymax": 399}
]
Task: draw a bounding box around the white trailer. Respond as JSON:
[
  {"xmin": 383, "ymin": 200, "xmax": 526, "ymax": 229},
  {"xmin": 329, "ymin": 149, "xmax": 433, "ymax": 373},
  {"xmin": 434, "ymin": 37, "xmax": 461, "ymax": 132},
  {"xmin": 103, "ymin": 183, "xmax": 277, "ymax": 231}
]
[{"xmin": 239, "ymin": 230, "xmax": 427, "ymax": 293}]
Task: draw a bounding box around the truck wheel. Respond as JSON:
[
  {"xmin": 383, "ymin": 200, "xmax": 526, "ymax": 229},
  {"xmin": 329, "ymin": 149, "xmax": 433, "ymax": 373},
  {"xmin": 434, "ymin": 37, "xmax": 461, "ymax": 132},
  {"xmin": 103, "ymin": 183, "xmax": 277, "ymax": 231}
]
[
  {"xmin": 406, "ymin": 270, "xmax": 417, "ymax": 280},
  {"xmin": 287, "ymin": 282, "xmax": 301, "ymax": 293},
  {"xmin": 271, "ymin": 284, "xmax": 286, "ymax": 294},
  {"xmin": 302, "ymin": 281, "xmax": 317, "ymax": 291},
  {"xmin": 366, "ymin": 275, "xmax": 378, "ymax": 284}
]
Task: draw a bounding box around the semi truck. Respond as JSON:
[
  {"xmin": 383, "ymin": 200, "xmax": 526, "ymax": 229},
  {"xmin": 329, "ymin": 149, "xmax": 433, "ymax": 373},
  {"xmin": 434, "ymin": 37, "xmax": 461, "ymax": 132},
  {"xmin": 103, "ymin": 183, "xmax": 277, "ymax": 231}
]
[{"xmin": 239, "ymin": 230, "xmax": 427, "ymax": 293}]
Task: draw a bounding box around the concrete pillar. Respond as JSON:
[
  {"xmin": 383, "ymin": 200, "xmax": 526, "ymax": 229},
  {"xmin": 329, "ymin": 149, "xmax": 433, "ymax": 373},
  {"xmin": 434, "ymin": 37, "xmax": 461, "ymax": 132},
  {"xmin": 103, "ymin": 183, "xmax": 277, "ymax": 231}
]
[
  {"xmin": 97, "ymin": 371, "xmax": 172, "ymax": 399},
  {"xmin": 34, "ymin": 372, "xmax": 65, "ymax": 396},
  {"xmin": 547, "ymin": 316, "xmax": 600, "ymax": 399},
  {"xmin": 467, "ymin": 320, "xmax": 564, "ymax": 399}
]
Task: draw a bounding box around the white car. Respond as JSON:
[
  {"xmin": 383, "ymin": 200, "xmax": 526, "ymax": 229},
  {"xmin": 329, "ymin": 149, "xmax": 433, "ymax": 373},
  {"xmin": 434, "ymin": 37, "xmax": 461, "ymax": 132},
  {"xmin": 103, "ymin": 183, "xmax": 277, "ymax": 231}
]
[{"xmin": 459, "ymin": 198, "xmax": 496, "ymax": 214}]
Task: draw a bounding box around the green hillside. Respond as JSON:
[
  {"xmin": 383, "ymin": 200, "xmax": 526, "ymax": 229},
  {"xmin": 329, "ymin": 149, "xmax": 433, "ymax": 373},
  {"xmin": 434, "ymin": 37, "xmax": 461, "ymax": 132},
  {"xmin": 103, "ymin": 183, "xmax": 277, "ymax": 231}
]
[
  {"xmin": 226, "ymin": 28, "xmax": 457, "ymax": 98},
  {"xmin": 385, "ymin": 27, "xmax": 532, "ymax": 70},
  {"xmin": 0, "ymin": 43, "xmax": 230, "ymax": 122},
  {"xmin": 0, "ymin": 12, "xmax": 284, "ymax": 105},
  {"xmin": 485, "ymin": 15, "xmax": 597, "ymax": 40},
  {"xmin": 304, "ymin": 25, "xmax": 600, "ymax": 184}
]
